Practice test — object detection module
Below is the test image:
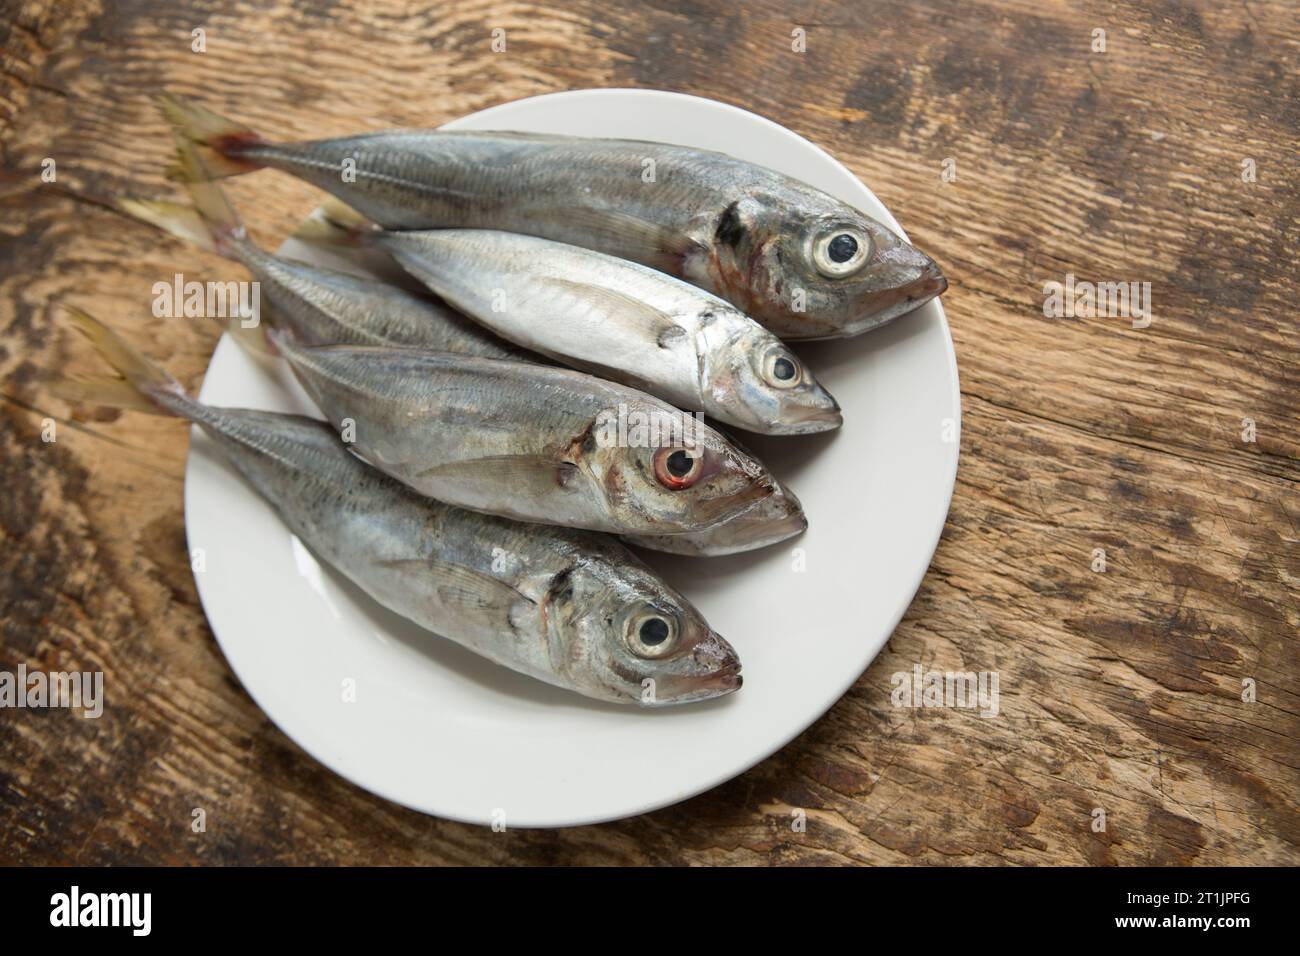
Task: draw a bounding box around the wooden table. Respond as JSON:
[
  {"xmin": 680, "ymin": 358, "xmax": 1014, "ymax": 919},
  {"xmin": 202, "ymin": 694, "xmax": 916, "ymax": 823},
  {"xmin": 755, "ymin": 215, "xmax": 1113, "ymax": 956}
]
[{"xmin": 2, "ymin": 0, "xmax": 1296, "ymax": 865}]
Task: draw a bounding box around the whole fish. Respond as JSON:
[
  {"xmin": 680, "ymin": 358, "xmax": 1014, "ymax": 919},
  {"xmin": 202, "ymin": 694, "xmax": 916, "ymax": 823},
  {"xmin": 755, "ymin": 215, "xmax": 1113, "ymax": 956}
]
[
  {"xmin": 268, "ymin": 330, "xmax": 792, "ymax": 538},
  {"xmin": 121, "ymin": 136, "xmax": 527, "ymax": 358},
  {"xmin": 303, "ymin": 208, "xmax": 842, "ymax": 436},
  {"xmin": 159, "ymin": 94, "xmax": 947, "ymax": 340},
  {"xmin": 61, "ymin": 308, "xmax": 742, "ymax": 705}
]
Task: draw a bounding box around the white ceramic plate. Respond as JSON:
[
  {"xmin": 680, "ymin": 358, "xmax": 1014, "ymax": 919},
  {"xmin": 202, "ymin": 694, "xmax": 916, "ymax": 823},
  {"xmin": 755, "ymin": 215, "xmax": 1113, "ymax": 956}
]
[{"xmin": 184, "ymin": 89, "xmax": 960, "ymax": 827}]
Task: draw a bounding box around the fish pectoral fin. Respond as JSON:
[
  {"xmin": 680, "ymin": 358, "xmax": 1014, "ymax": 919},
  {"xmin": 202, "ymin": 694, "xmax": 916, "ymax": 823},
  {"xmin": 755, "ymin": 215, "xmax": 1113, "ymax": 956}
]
[
  {"xmin": 550, "ymin": 206, "xmax": 694, "ymax": 264},
  {"xmin": 534, "ymin": 277, "xmax": 686, "ymax": 344},
  {"xmin": 415, "ymin": 455, "xmax": 582, "ymax": 494},
  {"xmin": 374, "ymin": 556, "xmax": 535, "ymax": 632}
]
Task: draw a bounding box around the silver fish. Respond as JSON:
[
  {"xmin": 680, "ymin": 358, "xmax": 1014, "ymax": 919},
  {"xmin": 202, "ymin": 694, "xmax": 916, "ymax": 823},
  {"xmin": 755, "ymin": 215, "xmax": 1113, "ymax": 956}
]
[
  {"xmin": 304, "ymin": 212, "xmax": 842, "ymax": 436},
  {"xmin": 62, "ymin": 308, "xmax": 741, "ymax": 705},
  {"xmin": 268, "ymin": 331, "xmax": 790, "ymax": 539},
  {"xmin": 159, "ymin": 94, "xmax": 947, "ymax": 340}
]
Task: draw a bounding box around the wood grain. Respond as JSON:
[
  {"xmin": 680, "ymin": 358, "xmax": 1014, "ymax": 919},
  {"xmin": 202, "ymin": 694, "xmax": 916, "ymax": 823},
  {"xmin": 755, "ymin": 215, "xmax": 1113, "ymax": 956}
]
[{"xmin": 1, "ymin": 0, "xmax": 1296, "ymax": 865}]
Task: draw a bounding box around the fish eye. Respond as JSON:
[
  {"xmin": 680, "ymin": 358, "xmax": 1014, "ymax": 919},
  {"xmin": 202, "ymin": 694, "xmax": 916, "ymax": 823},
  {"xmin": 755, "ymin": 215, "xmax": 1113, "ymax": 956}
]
[
  {"xmin": 760, "ymin": 345, "xmax": 803, "ymax": 389},
  {"xmin": 811, "ymin": 226, "xmax": 871, "ymax": 278},
  {"xmin": 827, "ymin": 234, "xmax": 858, "ymax": 262},
  {"xmin": 653, "ymin": 446, "xmax": 703, "ymax": 490},
  {"xmin": 626, "ymin": 609, "xmax": 679, "ymax": 658},
  {"xmin": 640, "ymin": 617, "xmax": 670, "ymax": 645}
]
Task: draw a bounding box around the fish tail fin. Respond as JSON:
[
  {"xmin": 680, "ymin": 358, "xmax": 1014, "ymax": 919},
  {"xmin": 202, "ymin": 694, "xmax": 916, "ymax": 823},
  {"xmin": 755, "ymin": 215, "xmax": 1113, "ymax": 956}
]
[
  {"xmin": 292, "ymin": 197, "xmax": 375, "ymax": 247},
  {"xmin": 155, "ymin": 92, "xmax": 266, "ymax": 180},
  {"xmin": 55, "ymin": 306, "xmax": 194, "ymax": 417},
  {"xmin": 225, "ymin": 313, "xmax": 278, "ymax": 361},
  {"xmin": 45, "ymin": 374, "xmax": 167, "ymax": 414},
  {"xmin": 120, "ymin": 135, "xmax": 249, "ymax": 258},
  {"xmin": 117, "ymin": 197, "xmax": 217, "ymax": 254}
]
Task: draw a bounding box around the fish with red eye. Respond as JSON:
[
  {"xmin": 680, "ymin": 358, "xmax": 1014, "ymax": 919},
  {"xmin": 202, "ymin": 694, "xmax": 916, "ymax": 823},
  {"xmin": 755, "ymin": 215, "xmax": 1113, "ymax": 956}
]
[{"xmin": 653, "ymin": 446, "xmax": 720, "ymax": 490}]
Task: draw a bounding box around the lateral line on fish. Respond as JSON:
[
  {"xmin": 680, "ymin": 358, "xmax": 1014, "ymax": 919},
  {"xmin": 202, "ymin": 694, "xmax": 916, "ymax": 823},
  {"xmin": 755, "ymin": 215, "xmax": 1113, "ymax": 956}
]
[{"xmin": 258, "ymin": 149, "xmax": 481, "ymax": 203}]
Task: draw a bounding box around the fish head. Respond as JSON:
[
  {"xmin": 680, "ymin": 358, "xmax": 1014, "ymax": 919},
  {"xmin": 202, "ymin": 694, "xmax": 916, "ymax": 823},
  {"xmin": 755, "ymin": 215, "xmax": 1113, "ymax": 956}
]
[
  {"xmin": 585, "ymin": 401, "xmax": 778, "ymax": 533},
  {"xmin": 545, "ymin": 556, "xmax": 742, "ymax": 705},
  {"xmin": 706, "ymin": 193, "xmax": 946, "ymax": 339},
  {"xmin": 703, "ymin": 319, "xmax": 842, "ymax": 434}
]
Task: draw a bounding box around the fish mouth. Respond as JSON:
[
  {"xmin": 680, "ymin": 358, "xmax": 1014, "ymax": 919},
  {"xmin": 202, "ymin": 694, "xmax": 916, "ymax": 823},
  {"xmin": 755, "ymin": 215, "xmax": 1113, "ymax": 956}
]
[
  {"xmin": 774, "ymin": 391, "xmax": 843, "ymax": 435},
  {"xmin": 701, "ymin": 660, "xmax": 743, "ymax": 695},
  {"xmin": 744, "ymin": 504, "xmax": 809, "ymax": 546},
  {"xmin": 751, "ymin": 480, "xmax": 805, "ymax": 521},
  {"xmin": 696, "ymin": 472, "xmax": 778, "ymax": 528},
  {"xmin": 621, "ymin": 482, "xmax": 806, "ymax": 555},
  {"xmin": 883, "ymin": 258, "xmax": 948, "ymax": 319},
  {"xmin": 704, "ymin": 481, "xmax": 808, "ymax": 552},
  {"xmin": 656, "ymin": 632, "xmax": 743, "ymax": 703},
  {"xmin": 906, "ymin": 260, "xmax": 948, "ymax": 305},
  {"xmin": 847, "ymin": 254, "xmax": 948, "ymax": 336},
  {"xmin": 670, "ymin": 662, "xmax": 742, "ymax": 702}
]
